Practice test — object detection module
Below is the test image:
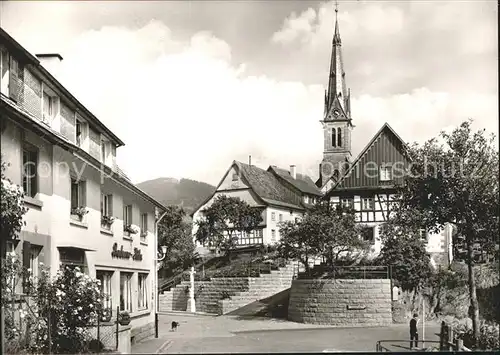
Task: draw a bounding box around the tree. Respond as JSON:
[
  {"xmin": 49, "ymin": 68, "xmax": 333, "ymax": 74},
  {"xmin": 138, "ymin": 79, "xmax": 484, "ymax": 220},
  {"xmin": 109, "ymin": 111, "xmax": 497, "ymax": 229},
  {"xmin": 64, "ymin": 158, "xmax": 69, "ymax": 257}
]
[
  {"xmin": 157, "ymin": 206, "xmax": 198, "ymax": 278},
  {"xmin": 278, "ymin": 201, "xmax": 369, "ymax": 273},
  {"xmin": 194, "ymin": 195, "xmax": 263, "ymax": 256},
  {"xmin": 1, "ymin": 158, "xmax": 28, "ymax": 355},
  {"xmin": 1, "ymin": 159, "xmax": 27, "ymax": 250},
  {"xmin": 377, "ymin": 224, "xmax": 433, "ymax": 308},
  {"xmin": 397, "ymin": 120, "xmax": 499, "ymax": 342}
]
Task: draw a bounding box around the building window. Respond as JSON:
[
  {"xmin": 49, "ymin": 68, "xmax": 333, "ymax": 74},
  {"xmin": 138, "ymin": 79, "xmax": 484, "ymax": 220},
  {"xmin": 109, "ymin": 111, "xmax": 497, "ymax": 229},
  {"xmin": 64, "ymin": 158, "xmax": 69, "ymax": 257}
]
[
  {"xmin": 10, "ymin": 56, "xmax": 19, "ymax": 77},
  {"xmin": 42, "ymin": 91, "xmax": 55, "ymax": 121},
  {"xmin": 362, "ymin": 198, "xmax": 374, "ymax": 211},
  {"xmin": 419, "ymin": 228, "xmax": 429, "ymax": 243},
  {"xmin": 271, "ymin": 229, "xmax": 276, "ymax": 242},
  {"xmin": 23, "ymin": 243, "xmax": 42, "ymax": 292},
  {"xmin": 123, "ymin": 205, "xmax": 132, "ymax": 226},
  {"xmin": 232, "ymin": 173, "xmax": 239, "ymax": 181},
  {"xmin": 380, "ymin": 164, "xmax": 392, "ymax": 181},
  {"xmin": 279, "ymin": 214, "xmax": 283, "ymax": 222},
  {"xmin": 29, "ymin": 245, "xmax": 42, "ymax": 281},
  {"xmin": 119, "ymin": 272, "xmax": 132, "ymax": 312},
  {"xmin": 341, "ymin": 198, "xmax": 353, "ymax": 209},
  {"xmin": 22, "ymin": 144, "xmax": 38, "ymax": 198},
  {"xmin": 59, "ymin": 247, "xmax": 86, "ymax": 273},
  {"xmin": 237, "ymin": 229, "xmax": 264, "ymax": 245},
  {"xmin": 141, "ymin": 213, "xmax": 148, "ymax": 241},
  {"xmin": 271, "ymin": 212, "xmax": 276, "ymax": 221},
  {"xmin": 361, "ymin": 226, "xmax": 374, "ymax": 243},
  {"xmin": 337, "ymin": 128, "xmax": 342, "ymax": 148},
  {"xmin": 76, "ymin": 121, "xmax": 82, "ymax": 147},
  {"xmin": 332, "ymin": 128, "xmax": 337, "ymax": 148},
  {"xmin": 70, "ymin": 178, "xmax": 86, "ymax": 213},
  {"xmin": 96, "ymin": 270, "xmax": 113, "ymax": 310},
  {"xmin": 138, "ymin": 273, "xmax": 148, "ymax": 310},
  {"xmin": 101, "ymin": 193, "xmax": 112, "ymax": 217},
  {"xmin": 304, "ymin": 195, "xmax": 309, "ymax": 204}
]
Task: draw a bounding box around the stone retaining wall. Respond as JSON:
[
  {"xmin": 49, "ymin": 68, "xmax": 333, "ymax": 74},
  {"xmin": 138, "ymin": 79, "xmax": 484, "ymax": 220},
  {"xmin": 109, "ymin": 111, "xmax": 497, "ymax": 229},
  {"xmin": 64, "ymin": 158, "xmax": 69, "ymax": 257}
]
[
  {"xmin": 159, "ymin": 263, "xmax": 295, "ymax": 314},
  {"xmin": 288, "ymin": 279, "xmax": 392, "ymax": 326}
]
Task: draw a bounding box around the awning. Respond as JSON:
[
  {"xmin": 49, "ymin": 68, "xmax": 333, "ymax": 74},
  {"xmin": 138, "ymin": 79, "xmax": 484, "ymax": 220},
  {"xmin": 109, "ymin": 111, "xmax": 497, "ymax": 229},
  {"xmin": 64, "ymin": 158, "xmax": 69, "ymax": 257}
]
[{"xmin": 57, "ymin": 245, "xmax": 97, "ymax": 252}]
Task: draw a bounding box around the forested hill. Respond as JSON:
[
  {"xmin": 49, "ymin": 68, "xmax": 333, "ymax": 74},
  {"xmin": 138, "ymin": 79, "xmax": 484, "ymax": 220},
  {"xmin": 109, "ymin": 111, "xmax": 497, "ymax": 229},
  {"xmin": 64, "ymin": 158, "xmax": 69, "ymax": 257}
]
[{"xmin": 136, "ymin": 177, "xmax": 215, "ymax": 214}]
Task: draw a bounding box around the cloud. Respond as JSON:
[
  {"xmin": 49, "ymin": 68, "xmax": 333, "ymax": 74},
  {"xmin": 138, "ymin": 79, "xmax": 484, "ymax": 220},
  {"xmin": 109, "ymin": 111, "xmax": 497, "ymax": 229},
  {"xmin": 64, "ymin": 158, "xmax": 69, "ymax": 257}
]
[{"xmin": 2, "ymin": 1, "xmax": 496, "ymax": 187}]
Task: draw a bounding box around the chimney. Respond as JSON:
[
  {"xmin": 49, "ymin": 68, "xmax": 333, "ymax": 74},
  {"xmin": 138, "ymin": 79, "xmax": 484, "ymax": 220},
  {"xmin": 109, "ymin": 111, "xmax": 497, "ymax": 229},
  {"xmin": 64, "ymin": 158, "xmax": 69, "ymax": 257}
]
[
  {"xmin": 290, "ymin": 165, "xmax": 296, "ymax": 179},
  {"xmin": 248, "ymin": 155, "xmax": 252, "ymax": 166},
  {"xmin": 35, "ymin": 53, "xmax": 63, "ymax": 77}
]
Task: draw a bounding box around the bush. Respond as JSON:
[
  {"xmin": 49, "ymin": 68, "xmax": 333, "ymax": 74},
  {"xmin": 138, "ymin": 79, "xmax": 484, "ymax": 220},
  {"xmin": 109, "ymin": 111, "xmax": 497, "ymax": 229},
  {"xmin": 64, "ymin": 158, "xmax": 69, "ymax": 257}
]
[{"xmin": 452, "ymin": 319, "xmax": 500, "ymax": 350}]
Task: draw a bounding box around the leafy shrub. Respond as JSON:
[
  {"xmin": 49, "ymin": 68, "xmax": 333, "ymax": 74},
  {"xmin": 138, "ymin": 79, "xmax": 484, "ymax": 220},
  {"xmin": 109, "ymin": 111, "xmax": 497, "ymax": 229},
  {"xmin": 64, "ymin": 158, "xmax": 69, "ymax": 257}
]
[{"xmin": 452, "ymin": 319, "xmax": 500, "ymax": 350}]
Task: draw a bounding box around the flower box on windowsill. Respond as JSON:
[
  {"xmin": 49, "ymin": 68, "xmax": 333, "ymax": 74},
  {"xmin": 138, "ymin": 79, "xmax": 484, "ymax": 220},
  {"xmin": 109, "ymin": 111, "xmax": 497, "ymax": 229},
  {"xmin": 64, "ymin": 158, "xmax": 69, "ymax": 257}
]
[
  {"xmin": 71, "ymin": 206, "xmax": 88, "ymax": 221},
  {"xmin": 101, "ymin": 215, "xmax": 115, "ymax": 229},
  {"xmin": 124, "ymin": 225, "xmax": 138, "ymax": 234}
]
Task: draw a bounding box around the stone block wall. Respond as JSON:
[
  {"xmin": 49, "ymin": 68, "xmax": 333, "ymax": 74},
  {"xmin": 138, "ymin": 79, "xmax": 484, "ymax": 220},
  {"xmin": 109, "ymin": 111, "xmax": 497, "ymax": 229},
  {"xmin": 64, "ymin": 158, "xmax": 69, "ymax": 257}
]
[
  {"xmin": 159, "ymin": 290, "xmax": 173, "ymax": 312},
  {"xmin": 288, "ymin": 279, "xmax": 392, "ymax": 326},
  {"xmin": 159, "ymin": 263, "xmax": 295, "ymax": 315}
]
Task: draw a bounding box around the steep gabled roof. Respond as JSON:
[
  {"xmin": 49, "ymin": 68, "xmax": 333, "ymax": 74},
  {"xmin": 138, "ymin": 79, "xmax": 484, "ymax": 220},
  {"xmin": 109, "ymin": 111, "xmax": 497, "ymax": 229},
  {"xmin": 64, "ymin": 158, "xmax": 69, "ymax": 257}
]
[
  {"xmin": 325, "ymin": 122, "xmax": 409, "ymax": 195},
  {"xmin": 237, "ymin": 162, "xmax": 304, "ymax": 210},
  {"xmin": 190, "ymin": 160, "xmax": 304, "ymax": 217},
  {"xmin": 268, "ymin": 166, "xmax": 322, "ymax": 196}
]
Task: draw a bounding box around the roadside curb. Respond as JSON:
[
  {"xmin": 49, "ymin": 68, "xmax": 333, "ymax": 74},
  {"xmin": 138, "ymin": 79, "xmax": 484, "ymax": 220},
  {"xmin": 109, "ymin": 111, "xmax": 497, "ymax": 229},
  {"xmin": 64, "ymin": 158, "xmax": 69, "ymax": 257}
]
[
  {"xmin": 155, "ymin": 340, "xmax": 174, "ymax": 354},
  {"xmin": 158, "ymin": 311, "xmax": 218, "ymax": 317}
]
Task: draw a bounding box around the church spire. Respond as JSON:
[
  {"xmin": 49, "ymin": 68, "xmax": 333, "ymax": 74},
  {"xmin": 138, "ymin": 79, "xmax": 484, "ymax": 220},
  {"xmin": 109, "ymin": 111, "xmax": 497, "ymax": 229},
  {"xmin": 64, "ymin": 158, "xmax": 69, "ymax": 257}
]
[{"xmin": 325, "ymin": 0, "xmax": 351, "ymax": 121}]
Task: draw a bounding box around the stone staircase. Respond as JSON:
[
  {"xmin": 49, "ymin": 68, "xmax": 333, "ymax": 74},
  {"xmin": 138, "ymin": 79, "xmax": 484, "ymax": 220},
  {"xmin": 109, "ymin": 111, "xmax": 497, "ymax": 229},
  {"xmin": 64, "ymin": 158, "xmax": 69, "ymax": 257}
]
[{"xmin": 159, "ymin": 262, "xmax": 296, "ymax": 315}]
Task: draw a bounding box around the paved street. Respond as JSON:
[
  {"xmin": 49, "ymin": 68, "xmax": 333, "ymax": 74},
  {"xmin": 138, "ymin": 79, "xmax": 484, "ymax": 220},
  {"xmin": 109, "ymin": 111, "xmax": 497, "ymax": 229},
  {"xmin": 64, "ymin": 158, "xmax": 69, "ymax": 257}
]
[{"xmin": 131, "ymin": 313, "xmax": 441, "ymax": 353}]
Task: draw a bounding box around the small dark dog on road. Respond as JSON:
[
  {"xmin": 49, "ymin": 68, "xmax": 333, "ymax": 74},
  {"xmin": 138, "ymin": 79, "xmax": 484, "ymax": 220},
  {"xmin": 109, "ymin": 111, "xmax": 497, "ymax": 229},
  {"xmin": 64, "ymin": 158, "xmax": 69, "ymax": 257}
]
[{"xmin": 171, "ymin": 321, "xmax": 180, "ymax": 331}]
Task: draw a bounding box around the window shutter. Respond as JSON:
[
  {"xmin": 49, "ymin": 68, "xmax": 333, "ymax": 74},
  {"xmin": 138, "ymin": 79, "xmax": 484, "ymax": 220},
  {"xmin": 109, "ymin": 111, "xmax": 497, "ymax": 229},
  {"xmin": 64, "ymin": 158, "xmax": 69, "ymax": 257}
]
[{"xmin": 22, "ymin": 241, "xmax": 31, "ymax": 290}]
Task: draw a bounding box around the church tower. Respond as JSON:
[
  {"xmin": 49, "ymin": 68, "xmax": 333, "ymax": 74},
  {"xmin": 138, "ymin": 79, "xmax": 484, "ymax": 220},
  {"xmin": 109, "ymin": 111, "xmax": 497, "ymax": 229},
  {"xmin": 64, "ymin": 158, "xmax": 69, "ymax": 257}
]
[{"xmin": 317, "ymin": 2, "xmax": 353, "ymax": 189}]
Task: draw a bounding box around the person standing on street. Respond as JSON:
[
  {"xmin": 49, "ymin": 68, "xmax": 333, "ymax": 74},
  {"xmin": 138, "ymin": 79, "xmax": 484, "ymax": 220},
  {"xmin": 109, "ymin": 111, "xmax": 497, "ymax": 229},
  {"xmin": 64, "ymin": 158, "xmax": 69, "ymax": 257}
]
[{"xmin": 409, "ymin": 313, "xmax": 419, "ymax": 349}]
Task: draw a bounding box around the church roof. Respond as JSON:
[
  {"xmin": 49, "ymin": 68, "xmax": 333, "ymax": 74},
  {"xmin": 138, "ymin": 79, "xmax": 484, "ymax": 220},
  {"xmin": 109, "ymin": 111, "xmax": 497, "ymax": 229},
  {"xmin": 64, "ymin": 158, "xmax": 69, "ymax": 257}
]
[{"xmin": 267, "ymin": 166, "xmax": 322, "ymax": 196}]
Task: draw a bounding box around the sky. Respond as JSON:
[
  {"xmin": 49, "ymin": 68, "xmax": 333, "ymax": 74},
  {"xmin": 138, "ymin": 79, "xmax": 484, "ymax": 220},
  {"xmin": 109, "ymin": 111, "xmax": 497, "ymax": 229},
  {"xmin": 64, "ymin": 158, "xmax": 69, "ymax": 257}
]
[{"xmin": 1, "ymin": 0, "xmax": 497, "ymax": 186}]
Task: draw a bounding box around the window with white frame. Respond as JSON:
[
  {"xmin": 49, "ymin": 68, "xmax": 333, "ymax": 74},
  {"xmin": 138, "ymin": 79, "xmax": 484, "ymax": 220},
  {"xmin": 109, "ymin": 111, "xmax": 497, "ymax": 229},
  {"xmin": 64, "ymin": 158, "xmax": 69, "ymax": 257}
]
[
  {"xmin": 279, "ymin": 214, "xmax": 283, "ymax": 222},
  {"xmin": 341, "ymin": 198, "xmax": 353, "ymax": 209},
  {"xmin": 419, "ymin": 228, "xmax": 429, "ymax": 243},
  {"xmin": 361, "ymin": 198, "xmax": 375, "ymax": 211},
  {"xmin": 119, "ymin": 272, "xmax": 132, "ymax": 312},
  {"xmin": 141, "ymin": 213, "xmax": 148, "ymax": 239},
  {"xmin": 232, "ymin": 173, "xmax": 239, "ymax": 181},
  {"xmin": 123, "ymin": 205, "xmax": 132, "ymax": 227},
  {"xmin": 70, "ymin": 178, "xmax": 86, "ymax": 213},
  {"xmin": 271, "ymin": 212, "xmax": 276, "ymax": 221},
  {"xmin": 271, "ymin": 229, "xmax": 276, "ymax": 242},
  {"xmin": 138, "ymin": 273, "xmax": 148, "ymax": 310},
  {"xmin": 22, "ymin": 143, "xmax": 38, "ymax": 198},
  {"xmin": 101, "ymin": 193, "xmax": 112, "ymax": 216},
  {"xmin": 96, "ymin": 270, "xmax": 113, "ymax": 310},
  {"xmin": 380, "ymin": 164, "xmax": 392, "ymax": 181}
]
